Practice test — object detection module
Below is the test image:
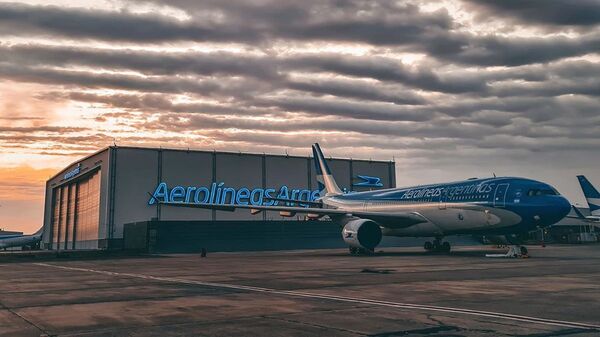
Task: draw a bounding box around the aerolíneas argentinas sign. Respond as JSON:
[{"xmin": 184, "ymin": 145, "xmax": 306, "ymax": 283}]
[{"xmin": 148, "ymin": 182, "xmax": 320, "ymax": 206}]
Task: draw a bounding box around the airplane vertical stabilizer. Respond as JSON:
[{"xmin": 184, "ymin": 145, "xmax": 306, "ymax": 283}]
[
  {"xmin": 577, "ymin": 175, "xmax": 600, "ymax": 215},
  {"xmin": 312, "ymin": 145, "xmax": 325, "ymax": 194},
  {"xmin": 33, "ymin": 226, "xmax": 44, "ymax": 237},
  {"xmin": 312, "ymin": 143, "xmax": 343, "ymax": 196}
]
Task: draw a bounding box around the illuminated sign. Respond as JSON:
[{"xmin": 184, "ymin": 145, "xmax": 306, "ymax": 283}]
[
  {"xmin": 148, "ymin": 182, "xmax": 321, "ymax": 206},
  {"xmin": 353, "ymin": 175, "xmax": 383, "ymax": 187},
  {"xmin": 63, "ymin": 163, "xmax": 81, "ymax": 180}
]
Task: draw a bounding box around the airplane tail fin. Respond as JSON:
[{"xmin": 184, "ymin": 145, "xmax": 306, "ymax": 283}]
[
  {"xmin": 312, "ymin": 143, "xmax": 343, "ymax": 196},
  {"xmin": 33, "ymin": 226, "xmax": 44, "ymax": 237},
  {"xmin": 577, "ymin": 175, "xmax": 600, "ymax": 214}
]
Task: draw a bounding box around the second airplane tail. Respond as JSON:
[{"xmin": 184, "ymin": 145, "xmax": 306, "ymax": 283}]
[
  {"xmin": 312, "ymin": 143, "xmax": 343, "ymax": 196},
  {"xmin": 577, "ymin": 175, "xmax": 600, "ymax": 214}
]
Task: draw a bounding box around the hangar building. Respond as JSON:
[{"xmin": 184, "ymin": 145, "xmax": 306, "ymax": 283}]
[{"xmin": 42, "ymin": 146, "xmax": 395, "ymax": 252}]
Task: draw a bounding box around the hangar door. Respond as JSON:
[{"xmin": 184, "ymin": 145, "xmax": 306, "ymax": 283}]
[{"xmin": 51, "ymin": 170, "xmax": 101, "ymax": 250}]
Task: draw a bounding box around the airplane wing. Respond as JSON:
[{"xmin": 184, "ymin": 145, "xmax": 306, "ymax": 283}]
[{"xmin": 159, "ymin": 201, "xmax": 427, "ymax": 228}]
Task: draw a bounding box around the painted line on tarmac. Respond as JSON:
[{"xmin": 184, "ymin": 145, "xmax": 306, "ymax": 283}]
[{"xmin": 34, "ymin": 263, "xmax": 600, "ymax": 331}]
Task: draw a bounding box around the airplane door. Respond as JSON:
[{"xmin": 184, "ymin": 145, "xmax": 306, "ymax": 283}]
[
  {"xmin": 438, "ymin": 189, "xmax": 447, "ymax": 209},
  {"xmin": 494, "ymin": 183, "xmax": 509, "ymax": 207}
]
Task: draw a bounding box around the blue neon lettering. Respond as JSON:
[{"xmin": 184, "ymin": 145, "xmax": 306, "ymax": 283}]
[
  {"xmin": 221, "ymin": 187, "xmax": 236, "ymax": 204},
  {"xmin": 170, "ymin": 186, "xmax": 186, "ymax": 202},
  {"xmin": 148, "ymin": 182, "xmax": 320, "ymax": 207},
  {"xmin": 276, "ymin": 186, "xmax": 289, "ymax": 205},
  {"xmin": 235, "ymin": 188, "xmax": 250, "ymax": 205},
  {"xmin": 63, "ymin": 163, "xmax": 81, "ymax": 180},
  {"xmin": 264, "ymin": 188, "xmax": 276, "ymax": 206},
  {"xmin": 185, "ymin": 186, "xmax": 196, "ymax": 203},
  {"xmin": 250, "ymin": 188, "xmax": 264, "ymax": 206},
  {"xmin": 310, "ymin": 190, "xmax": 320, "ymax": 201},
  {"xmin": 194, "ymin": 187, "xmax": 210, "ymax": 203},
  {"xmin": 149, "ymin": 182, "xmax": 168, "ymax": 205}
]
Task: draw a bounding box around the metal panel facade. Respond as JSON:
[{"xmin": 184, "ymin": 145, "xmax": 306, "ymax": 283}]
[
  {"xmin": 159, "ymin": 150, "xmax": 213, "ymax": 221},
  {"xmin": 264, "ymin": 156, "xmax": 312, "ymax": 221},
  {"xmin": 214, "ymin": 153, "xmax": 263, "ymax": 220},
  {"xmin": 112, "ymin": 148, "xmax": 159, "ymax": 239}
]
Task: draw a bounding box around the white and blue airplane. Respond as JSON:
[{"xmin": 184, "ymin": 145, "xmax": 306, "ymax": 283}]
[
  {"xmin": 571, "ymin": 175, "xmax": 600, "ymax": 223},
  {"xmin": 161, "ymin": 143, "xmax": 571, "ymax": 256},
  {"xmin": 0, "ymin": 227, "xmax": 43, "ymax": 250}
]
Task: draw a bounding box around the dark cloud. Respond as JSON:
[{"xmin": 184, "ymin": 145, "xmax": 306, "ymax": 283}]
[
  {"xmin": 435, "ymin": 33, "xmax": 600, "ymax": 66},
  {"xmin": 0, "ymin": 63, "xmax": 223, "ymax": 95},
  {"xmin": 0, "ymin": 1, "xmax": 598, "ymax": 182},
  {"xmin": 464, "ymin": 0, "xmax": 600, "ymax": 27},
  {"xmin": 285, "ymin": 78, "xmax": 426, "ymax": 105},
  {"xmin": 0, "ymin": 44, "xmax": 281, "ymax": 80},
  {"xmin": 1, "ymin": 2, "xmax": 598, "ymax": 67},
  {"xmin": 285, "ymin": 54, "xmax": 487, "ymax": 93},
  {"xmin": 0, "ymin": 2, "xmax": 260, "ymax": 43}
]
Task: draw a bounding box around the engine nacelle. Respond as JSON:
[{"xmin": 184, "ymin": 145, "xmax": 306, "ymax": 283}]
[{"xmin": 342, "ymin": 219, "xmax": 382, "ymax": 250}]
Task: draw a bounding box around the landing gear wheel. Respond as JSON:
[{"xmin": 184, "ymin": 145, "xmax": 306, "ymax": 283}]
[
  {"xmin": 520, "ymin": 246, "xmax": 528, "ymax": 256},
  {"xmin": 424, "ymin": 241, "xmax": 433, "ymax": 251},
  {"xmin": 349, "ymin": 247, "xmax": 374, "ymax": 256},
  {"xmin": 441, "ymin": 241, "xmax": 451, "ymax": 253}
]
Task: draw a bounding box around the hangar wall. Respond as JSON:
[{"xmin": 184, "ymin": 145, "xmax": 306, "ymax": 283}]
[{"xmin": 44, "ymin": 146, "xmax": 395, "ymax": 251}]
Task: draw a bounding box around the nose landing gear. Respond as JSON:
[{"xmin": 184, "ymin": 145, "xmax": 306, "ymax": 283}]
[{"xmin": 424, "ymin": 238, "xmax": 451, "ymax": 253}]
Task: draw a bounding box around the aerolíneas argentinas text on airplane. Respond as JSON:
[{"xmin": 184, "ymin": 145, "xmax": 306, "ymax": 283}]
[{"xmin": 160, "ymin": 144, "xmax": 571, "ymax": 256}]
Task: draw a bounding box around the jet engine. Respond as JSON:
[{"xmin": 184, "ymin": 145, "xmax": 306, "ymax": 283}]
[{"xmin": 342, "ymin": 219, "xmax": 382, "ymax": 251}]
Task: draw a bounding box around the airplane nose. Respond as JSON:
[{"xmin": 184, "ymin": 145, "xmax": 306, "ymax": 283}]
[
  {"xmin": 558, "ymin": 196, "xmax": 572, "ymax": 218},
  {"xmin": 536, "ymin": 195, "xmax": 571, "ymax": 227},
  {"xmin": 551, "ymin": 196, "xmax": 572, "ymax": 223}
]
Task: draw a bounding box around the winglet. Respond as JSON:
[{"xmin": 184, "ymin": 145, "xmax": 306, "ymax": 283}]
[{"xmin": 312, "ymin": 143, "xmax": 342, "ymax": 196}]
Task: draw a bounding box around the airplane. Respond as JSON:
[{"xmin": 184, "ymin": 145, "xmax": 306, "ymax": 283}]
[
  {"xmin": 159, "ymin": 143, "xmax": 571, "ymax": 257},
  {"xmin": 0, "ymin": 227, "xmax": 43, "ymax": 250},
  {"xmin": 571, "ymin": 175, "xmax": 600, "ymax": 223}
]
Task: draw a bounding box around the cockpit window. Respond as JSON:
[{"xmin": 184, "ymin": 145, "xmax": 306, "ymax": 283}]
[{"xmin": 528, "ymin": 189, "xmax": 558, "ymax": 196}]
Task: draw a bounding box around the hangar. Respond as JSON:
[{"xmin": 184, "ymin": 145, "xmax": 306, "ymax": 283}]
[{"xmin": 42, "ymin": 146, "xmax": 395, "ymax": 251}]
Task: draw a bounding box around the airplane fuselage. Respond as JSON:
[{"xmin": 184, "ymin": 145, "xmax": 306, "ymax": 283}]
[
  {"xmin": 322, "ymin": 177, "xmax": 571, "ymax": 238},
  {"xmin": 0, "ymin": 234, "xmax": 42, "ymax": 249}
]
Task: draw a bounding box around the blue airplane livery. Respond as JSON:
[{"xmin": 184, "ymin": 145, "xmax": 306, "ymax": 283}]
[{"xmin": 160, "ymin": 143, "xmax": 571, "ymax": 257}]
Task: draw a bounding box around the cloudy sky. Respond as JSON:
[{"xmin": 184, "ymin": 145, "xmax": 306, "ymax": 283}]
[{"xmin": 0, "ymin": 0, "xmax": 599, "ymax": 232}]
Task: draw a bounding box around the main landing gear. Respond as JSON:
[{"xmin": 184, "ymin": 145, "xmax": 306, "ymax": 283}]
[{"xmin": 424, "ymin": 238, "xmax": 451, "ymax": 253}]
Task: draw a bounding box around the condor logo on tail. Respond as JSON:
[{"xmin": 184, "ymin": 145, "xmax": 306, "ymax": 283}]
[{"xmin": 353, "ymin": 175, "xmax": 383, "ymax": 187}]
